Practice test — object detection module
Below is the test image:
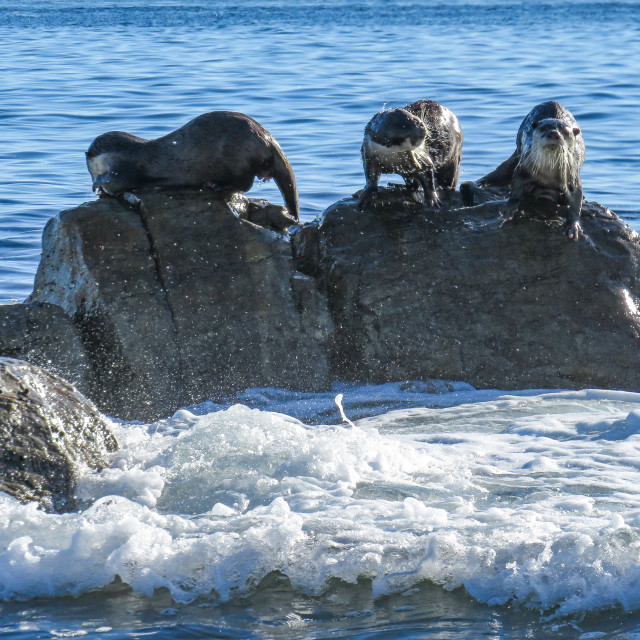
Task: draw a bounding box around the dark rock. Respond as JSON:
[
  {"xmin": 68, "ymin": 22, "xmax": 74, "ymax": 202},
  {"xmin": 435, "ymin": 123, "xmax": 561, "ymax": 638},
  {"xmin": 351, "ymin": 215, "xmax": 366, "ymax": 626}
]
[
  {"xmin": 29, "ymin": 189, "xmax": 333, "ymax": 420},
  {"xmin": 29, "ymin": 195, "xmax": 185, "ymax": 419},
  {"xmin": 291, "ymin": 222, "xmax": 321, "ymax": 277},
  {"xmin": 0, "ymin": 301, "xmax": 94, "ymax": 394},
  {"xmin": 16, "ymin": 181, "xmax": 640, "ymax": 421},
  {"xmin": 0, "ymin": 357, "xmax": 117, "ymax": 512},
  {"xmin": 318, "ymin": 190, "xmax": 640, "ymax": 391},
  {"xmin": 231, "ymin": 195, "xmax": 298, "ymax": 232}
]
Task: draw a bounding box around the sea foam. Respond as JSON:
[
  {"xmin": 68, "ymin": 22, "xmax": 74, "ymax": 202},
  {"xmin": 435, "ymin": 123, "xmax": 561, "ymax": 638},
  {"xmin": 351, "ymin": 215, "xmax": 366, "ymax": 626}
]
[{"xmin": 3, "ymin": 386, "xmax": 640, "ymax": 619}]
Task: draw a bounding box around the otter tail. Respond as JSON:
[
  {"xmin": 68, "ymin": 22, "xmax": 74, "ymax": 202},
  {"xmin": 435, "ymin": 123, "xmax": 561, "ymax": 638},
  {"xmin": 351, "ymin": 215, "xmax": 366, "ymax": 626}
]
[{"xmin": 269, "ymin": 142, "xmax": 300, "ymax": 222}]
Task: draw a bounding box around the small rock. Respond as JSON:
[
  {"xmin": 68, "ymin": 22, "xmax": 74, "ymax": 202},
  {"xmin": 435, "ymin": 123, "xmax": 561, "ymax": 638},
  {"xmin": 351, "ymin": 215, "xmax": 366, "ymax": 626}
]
[{"xmin": 0, "ymin": 358, "xmax": 118, "ymax": 511}]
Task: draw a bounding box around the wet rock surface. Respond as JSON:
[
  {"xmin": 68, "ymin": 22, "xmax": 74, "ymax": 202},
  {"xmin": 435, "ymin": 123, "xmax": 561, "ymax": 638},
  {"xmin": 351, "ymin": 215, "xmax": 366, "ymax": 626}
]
[
  {"xmin": 3, "ymin": 185, "xmax": 639, "ymax": 422},
  {"xmin": 317, "ymin": 188, "xmax": 640, "ymax": 391},
  {"xmin": 28, "ymin": 190, "xmax": 333, "ymax": 420},
  {"xmin": 0, "ymin": 358, "xmax": 117, "ymax": 512}
]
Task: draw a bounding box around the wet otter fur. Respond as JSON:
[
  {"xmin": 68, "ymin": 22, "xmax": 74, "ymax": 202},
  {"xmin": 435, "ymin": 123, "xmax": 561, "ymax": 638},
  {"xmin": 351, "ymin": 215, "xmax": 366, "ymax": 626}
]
[
  {"xmin": 462, "ymin": 101, "xmax": 584, "ymax": 240},
  {"xmin": 358, "ymin": 99, "xmax": 463, "ymax": 209},
  {"xmin": 86, "ymin": 111, "xmax": 300, "ymax": 221}
]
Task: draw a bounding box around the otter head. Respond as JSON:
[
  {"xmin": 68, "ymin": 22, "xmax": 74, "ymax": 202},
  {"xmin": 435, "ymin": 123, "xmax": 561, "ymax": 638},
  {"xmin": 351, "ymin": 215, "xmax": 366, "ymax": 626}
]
[
  {"xmin": 522, "ymin": 118, "xmax": 582, "ymax": 178},
  {"xmin": 86, "ymin": 152, "xmax": 135, "ymax": 196},
  {"xmin": 368, "ymin": 108, "xmax": 427, "ymax": 152},
  {"xmin": 531, "ymin": 118, "xmax": 581, "ymax": 151},
  {"xmin": 86, "ymin": 152, "xmax": 112, "ymax": 188},
  {"xmin": 86, "ymin": 131, "xmax": 148, "ymax": 195}
]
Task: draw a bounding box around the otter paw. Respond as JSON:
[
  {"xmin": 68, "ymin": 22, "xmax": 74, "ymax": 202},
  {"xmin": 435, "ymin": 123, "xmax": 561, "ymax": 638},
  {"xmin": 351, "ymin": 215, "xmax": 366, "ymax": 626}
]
[
  {"xmin": 565, "ymin": 220, "xmax": 582, "ymax": 241},
  {"xmin": 121, "ymin": 192, "xmax": 141, "ymax": 208},
  {"xmin": 424, "ymin": 192, "xmax": 440, "ymax": 209},
  {"xmin": 501, "ymin": 203, "xmax": 519, "ymax": 224},
  {"xmin": 202, "ymin": 181, "xmax": 228, "ymax": 193}
]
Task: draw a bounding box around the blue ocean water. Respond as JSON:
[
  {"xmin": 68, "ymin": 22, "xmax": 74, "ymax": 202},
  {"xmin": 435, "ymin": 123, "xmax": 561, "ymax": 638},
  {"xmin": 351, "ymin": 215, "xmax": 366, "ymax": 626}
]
[
  {"xmin": 2, "ymin": 2, "xmax": 640, "ymax": 639},
  {"xmin": 1, "ymin": 0, "xmax": 639, "ymax": 303}
]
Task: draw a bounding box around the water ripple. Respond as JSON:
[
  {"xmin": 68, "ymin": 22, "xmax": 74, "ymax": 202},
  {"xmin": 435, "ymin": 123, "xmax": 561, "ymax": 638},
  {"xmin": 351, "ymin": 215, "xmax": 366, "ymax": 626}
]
[{"xmin": 0, "ymin": 1, "xmax": 639, "ymax": 302}]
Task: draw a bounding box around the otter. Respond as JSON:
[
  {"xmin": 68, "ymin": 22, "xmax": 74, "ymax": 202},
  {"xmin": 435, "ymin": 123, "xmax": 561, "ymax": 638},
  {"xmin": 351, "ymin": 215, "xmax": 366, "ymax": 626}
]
[
  {"xmin": 86, "ymin": 111, "xmax": 300, "ymax": 221},
  {"xmin": 461, "ymin": 101, "xmax": 584, "ymax": 240},
  {"xmin": 358, "ymin": 99, "xmax": 463, "ymax": 209}
]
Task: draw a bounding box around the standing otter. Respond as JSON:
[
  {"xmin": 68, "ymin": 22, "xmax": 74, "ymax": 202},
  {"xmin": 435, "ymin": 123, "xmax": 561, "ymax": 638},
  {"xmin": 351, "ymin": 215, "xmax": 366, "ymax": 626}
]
[
  {"xmin": 86, "ymin": 111, "xmax": 299, "ymax": 221},
  {"xmin": 461, "ymin": 101, "xmax": 584, "ymax": 240},
  {"xmin": 358, "ymin": 99, "xmax": 463, "ymax": 209}
]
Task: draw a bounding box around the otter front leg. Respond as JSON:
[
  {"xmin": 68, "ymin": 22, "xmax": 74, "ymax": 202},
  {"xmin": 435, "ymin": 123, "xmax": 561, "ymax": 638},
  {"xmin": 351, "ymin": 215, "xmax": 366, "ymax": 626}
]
[
  {"xmin": 417, "ymin": 170, "xmax": 439, "ymax": 208},
  {"xmin": 358, "ymin": 157, "xmax": 381, "ymax": 210},
  {"xmin": 411, "ymin": 153, "xmax": 438, "ymax": 208},
  {"xmin": 358, "ymin": 186, "xmax": 379, "ymax": 210},
  {"xmin": 501, "ymin": 171, "xmax": 530, "ymax": 224},
  {"xmin": 563, "ymin": 187, "xmax": 583, "ymax": 241}
]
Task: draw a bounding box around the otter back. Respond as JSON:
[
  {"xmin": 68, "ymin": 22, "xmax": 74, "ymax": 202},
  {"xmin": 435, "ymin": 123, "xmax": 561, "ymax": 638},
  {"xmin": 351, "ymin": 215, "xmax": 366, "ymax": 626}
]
[{"xmin": 86, "ymin": 111, "xmax": 300, "ymax": 221}]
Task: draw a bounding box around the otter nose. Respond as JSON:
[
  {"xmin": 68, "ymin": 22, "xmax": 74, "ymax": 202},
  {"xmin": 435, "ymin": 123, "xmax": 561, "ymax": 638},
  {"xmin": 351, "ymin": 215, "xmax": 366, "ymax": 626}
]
[{"xmin": 546, "ymin": 130, "xmax": 562, "ymax": 141}]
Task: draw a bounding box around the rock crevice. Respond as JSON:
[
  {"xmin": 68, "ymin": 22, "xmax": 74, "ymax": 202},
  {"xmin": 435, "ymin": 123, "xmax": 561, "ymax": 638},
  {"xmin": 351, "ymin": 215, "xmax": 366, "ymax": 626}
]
[{"xmin": 136, "ymin": 198, "xmax": 190, "ymax": 393}]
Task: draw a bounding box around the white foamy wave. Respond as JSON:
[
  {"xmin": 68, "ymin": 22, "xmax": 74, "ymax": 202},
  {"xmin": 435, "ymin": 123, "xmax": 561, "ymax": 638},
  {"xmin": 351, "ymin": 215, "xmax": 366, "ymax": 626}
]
[{"xmin": 3, "ymin": 387, "xmax": 640, "ymax": 619}]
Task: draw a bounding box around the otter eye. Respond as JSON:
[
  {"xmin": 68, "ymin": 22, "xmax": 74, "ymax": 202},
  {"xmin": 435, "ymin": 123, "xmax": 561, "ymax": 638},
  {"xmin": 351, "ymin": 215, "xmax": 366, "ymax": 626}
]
[
  {"xmin": 531, "ymin": 121, "xmax": 539, "ymax": 129},
  {"xmin": 573, "ymin": 127, "xmax": 581, "ymax": 136}
]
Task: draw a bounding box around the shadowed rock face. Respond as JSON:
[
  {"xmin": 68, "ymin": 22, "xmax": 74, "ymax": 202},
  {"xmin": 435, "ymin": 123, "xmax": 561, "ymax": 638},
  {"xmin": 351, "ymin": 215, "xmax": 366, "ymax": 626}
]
[
  {"xmin": 314, "ymin": 189, "xmax": 640, "ymax": 391},
  {"xmin": 28, "ymin": 190, "xmax": 333, "ymax": 421},
  {"xmin": 0, "ymin": 358, "xmax": 117, "ymax": 512}
]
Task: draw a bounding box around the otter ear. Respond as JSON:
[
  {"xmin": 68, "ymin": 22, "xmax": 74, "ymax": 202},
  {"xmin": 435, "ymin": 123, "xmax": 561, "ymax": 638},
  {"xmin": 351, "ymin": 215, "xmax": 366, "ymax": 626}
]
[
  {"xmin": 573, "ymin": 127, "xmax": 581, "ymax": 136},
  {"xmin": 531, "ymin": 121, "xmax": 539, "ymax": 129}
]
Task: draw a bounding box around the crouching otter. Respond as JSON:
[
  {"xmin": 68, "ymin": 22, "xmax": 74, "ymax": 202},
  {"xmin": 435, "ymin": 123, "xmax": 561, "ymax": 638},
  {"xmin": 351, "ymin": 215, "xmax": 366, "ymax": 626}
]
[
  {"xmin": 86, "ymin": 111, "xmax": 300, "ymax": 221},
  {"xmin": 461, "ymin": 101, "xmax": 585, "ymax": 240},
  {"xmin": 358, "ymin": 99, "xmax": 463, "ymax": 209}
]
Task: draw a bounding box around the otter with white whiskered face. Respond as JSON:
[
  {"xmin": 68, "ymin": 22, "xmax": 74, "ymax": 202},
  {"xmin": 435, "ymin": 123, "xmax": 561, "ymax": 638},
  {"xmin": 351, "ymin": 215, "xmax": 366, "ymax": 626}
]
[{"xmin": 461, "ymin": 101, "xmax": 584, "ymax": 240}]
